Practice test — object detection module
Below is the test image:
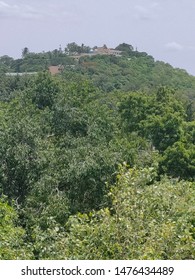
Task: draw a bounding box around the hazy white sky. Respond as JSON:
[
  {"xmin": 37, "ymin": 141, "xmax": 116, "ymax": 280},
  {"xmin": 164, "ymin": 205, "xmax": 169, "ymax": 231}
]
[{"xmin": 1, "ymin": 0, "xmax": 195, "ymax": 75}]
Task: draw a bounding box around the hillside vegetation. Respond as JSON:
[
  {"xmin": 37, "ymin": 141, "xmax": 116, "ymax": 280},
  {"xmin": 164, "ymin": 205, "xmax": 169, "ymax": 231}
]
[{"xmin": 0, "ymin": 43, "xmax": 195, "ymax": 259}]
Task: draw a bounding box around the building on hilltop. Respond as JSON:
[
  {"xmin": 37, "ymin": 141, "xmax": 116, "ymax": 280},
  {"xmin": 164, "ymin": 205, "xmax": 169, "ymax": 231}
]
[
  {"xmin": 71, "ymin": 45, "xmax": 122, "ymax": 61},
  {"xmin": 48, "ymin": 65, "xmax": 64, "ymax": 75},
  {"xmin": 94, "ymin": 46, "xmax": 122, "ymax": 56}
]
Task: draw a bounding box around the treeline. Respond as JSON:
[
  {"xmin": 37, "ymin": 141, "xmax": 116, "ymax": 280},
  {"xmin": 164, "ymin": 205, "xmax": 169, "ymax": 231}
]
[
  {"xmin": 0, "ymin": 47, "xmax": 195, "ymax": 259},
  {"xmin": 1, "ymin": 42, "xmax": 195, "ymax": 101},
  {"xmin": 0, "ymin": 42, "xmax": 98, "ymax": 73}
]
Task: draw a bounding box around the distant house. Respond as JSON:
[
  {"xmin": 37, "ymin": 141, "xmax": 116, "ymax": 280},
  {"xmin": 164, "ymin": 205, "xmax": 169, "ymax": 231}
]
[
  {"xmin": 48, "ymin": 65, "xmax": 63, "ymax": 75},
  {"xmin": 94, "ymin": 46, "xmax": 122, "ymax": 56},
  {"xmin": 108, "ymin": 49, "xmax": 123, "ymax": 56},
  {"xmin": 71, "ymin": 45, "xmax": 122, "ymax": 61}
]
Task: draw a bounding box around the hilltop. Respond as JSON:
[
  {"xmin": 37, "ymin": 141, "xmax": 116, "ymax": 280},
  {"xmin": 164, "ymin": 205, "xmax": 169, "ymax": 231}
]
[{"xmin": 1, "ymin": 43, "xmax": 195, "ymax": 97}]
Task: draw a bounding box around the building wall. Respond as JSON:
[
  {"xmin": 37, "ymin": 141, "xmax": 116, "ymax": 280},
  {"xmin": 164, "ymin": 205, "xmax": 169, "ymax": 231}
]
[{"xmin": 48, "ymin": 66, "xmax": 61, "ymax": 75}]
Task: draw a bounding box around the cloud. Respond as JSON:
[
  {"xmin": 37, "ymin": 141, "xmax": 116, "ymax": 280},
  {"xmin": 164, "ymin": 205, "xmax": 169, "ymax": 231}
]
[
  {"xmin": 0, "ymin": 1, "xmax": 46, "ymax": 20},
  {"xmin": 187, "ymin": 46, "xmax": 195, "ymax": 51},
  {"xmin": 0, "ymin": 1, "xmax": 79, "ymax": 23},
  {"xmin": 134, "ymin": 2, "xmax": 161, "ymax": 21},
  {"xmin": 0, "ymin": 0, "xmax": 15, "ymax": 14},
  {"xmin": 134, "ymin": 5, "xmax": 151, "ymax": 20},
  {"xmin": 165, "ymin": 42, "xmax": 184, "ymax": 51}
]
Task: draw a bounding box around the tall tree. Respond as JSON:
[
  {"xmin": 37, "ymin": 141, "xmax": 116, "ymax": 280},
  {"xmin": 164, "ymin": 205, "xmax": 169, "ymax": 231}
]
[{"xmin": 22, "ymin": 47, "xmax": 29, "ymax": 58}]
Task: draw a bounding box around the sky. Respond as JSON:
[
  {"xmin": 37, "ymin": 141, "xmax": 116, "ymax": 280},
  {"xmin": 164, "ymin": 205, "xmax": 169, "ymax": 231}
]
[{"xmin": 1, "ymin": 0, "xmax": 195, "ymax": 75}]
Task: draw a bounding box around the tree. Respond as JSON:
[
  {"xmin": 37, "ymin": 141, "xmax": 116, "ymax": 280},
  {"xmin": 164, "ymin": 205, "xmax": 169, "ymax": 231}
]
[
  {"xmin": 0, "ymin": 55, "xmax": 14, "ymax": 67},
  {"xmin": 31, "ymin": 72, "xmax": 61, "ymax": 109},
  {"xmin": 0, "ymin": 93, "xmax": 51, "ymax": 203},
  {"xmin": 115, "ymin": 43, "xmax": 134, "ymax": 55},
  {"xmin": 160, "ymin": 141, "xmax": 195, "ymax": 179},
  {"xmin": 0, "ymin": 197, "xmax": 33, "ymax": 259},
  {"xmin": 66, "ymin": 42, "xmax": 81, "ymax": 54},
  {"xmin": 141, "ymin": 112, "xmax": 184, "ymax": 152},
  {"xmin": 47, "ymin": 166, "xmax": 195, "ymax": 259},
  {"xmin": 119, "ymin": 92, "xmax": 151, "ymax": 132},
  {"xmin": 22, "ymin": 47, "xmax": 29, "ymax": 58}
]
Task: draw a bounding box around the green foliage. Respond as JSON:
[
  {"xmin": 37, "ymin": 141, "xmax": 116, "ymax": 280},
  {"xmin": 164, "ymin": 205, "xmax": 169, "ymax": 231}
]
[
  {"xmin": 2, "ymin": 43, "xmax": 195, "ymax": 97},
  {"xmin": 119, "ymin": 92, "xmax": 152, "ymax": 132},
  {"xmin": 0, "ymin": 197, "xmax": 32, "ymax": 259},
  {"xmin": 160, "ymin": 141, "xmax": 195, "ymax": 179},
  {"xmin": 0, "ymin": 74, "xmax": 32, "ymax": 101},
  {"xmin": 22, "ymin": 47, "xmax": 30, "ymax": 58},
  {"xmin": 66, "ymin": 42, "xmax": 90, "ymax": 54},
  {"xmin": 70, "ymin": 53, "xmax": 195, "ymax": 94},
  {"xmin": 120, "ymin": 88, "xmax": 185, "ymax": 150},
  {"xmin": 0, "ymin": 96, "xmax": 51, "ymax": 202},
  {"xmin": 141, "ymin": 112, "xmax": 184, "ymax": 152},
  {"xmin": 115, "ymin": 43, "xmax": 134, "ymax": 55},
  {"xmin": 53, "ymin": 166, "xmax": 195, "ymax": 260},
  {"xmin": 30, "ymin": 72, "xmax": 61, "ymax": 109},
  {"xmin": 0, "ymin": 44, "xmax": 195, "ymax": 259}
]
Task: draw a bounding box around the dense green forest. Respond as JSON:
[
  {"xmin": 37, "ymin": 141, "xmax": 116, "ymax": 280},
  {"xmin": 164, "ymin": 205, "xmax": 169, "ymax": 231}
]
[{"xmin": 0, "ymin": 43, "xmax": 195, "ymax": 259}]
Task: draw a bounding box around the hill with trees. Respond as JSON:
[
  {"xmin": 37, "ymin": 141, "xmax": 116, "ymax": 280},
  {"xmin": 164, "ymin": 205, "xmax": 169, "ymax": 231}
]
[{"xmin": 0, "ymin": 43, "xmax": 195, "ymax": 259}]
